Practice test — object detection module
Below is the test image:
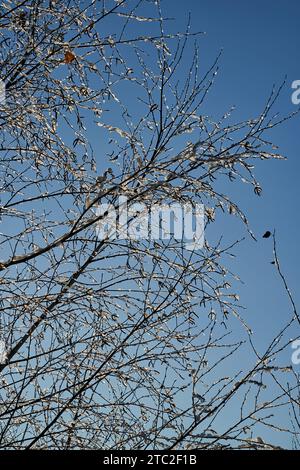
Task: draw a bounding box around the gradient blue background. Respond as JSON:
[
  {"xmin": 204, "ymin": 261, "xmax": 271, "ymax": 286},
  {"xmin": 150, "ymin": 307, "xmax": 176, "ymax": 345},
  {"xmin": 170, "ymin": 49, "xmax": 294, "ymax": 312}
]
[{"xmin": 160, "ymin": 0, "xmax": 300, "ymax": 345}]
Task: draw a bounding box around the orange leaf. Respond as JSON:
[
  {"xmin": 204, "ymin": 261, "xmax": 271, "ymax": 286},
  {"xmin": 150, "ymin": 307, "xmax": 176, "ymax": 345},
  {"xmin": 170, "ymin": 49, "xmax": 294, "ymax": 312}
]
[{"xmin": 64, "ymin": 51, "xmax": 76, "ymax": 64}]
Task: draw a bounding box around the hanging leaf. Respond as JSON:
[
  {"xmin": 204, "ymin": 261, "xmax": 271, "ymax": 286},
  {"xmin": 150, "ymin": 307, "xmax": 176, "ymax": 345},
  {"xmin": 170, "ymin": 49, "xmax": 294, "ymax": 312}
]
[
  {"xmin": 64, "ymin": 51, "xmax": 76, "ymax": 64},
  {"xmin": 254, "ymin": 185, "xmax": 262, "ymax": 196},
  {"xmin": 263, "ymin": 231, "xmax": 271, "ymax": 238}
]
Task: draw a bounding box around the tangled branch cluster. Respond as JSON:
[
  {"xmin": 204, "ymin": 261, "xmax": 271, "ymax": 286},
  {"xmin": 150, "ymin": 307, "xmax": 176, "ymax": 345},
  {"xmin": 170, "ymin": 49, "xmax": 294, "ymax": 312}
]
[{"xmin": 0, "ymin": 0, "xmax": 298, "ymax": 450}]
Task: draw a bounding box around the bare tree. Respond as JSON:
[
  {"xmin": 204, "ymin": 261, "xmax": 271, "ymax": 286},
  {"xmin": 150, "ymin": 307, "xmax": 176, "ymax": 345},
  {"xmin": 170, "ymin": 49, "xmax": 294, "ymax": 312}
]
[{"xmin": 0, "ymin": 0, "xmax": 299, "ymax": 450}]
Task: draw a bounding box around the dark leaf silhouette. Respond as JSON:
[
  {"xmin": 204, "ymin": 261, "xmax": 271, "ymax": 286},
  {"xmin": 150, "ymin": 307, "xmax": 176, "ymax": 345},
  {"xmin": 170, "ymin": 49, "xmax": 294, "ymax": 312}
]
[{"xmin": 263, "ymin": 231, "xmax": 271, "ymax": 238}]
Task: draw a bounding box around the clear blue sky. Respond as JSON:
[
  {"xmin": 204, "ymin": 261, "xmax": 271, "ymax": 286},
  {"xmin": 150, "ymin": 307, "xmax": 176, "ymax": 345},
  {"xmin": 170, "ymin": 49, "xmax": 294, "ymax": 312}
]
[{"xmin": 162, "ymin": 0, "xmax": 300, "ymax": 343}]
